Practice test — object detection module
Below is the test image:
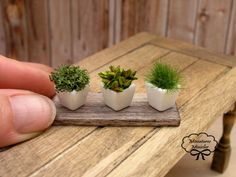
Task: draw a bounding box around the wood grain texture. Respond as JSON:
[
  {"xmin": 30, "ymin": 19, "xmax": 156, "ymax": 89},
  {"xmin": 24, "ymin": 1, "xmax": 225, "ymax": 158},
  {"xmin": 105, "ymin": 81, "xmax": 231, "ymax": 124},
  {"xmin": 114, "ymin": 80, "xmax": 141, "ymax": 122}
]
[
  {"xmin": 109, "ymin": 0, "xmax": 122, "ymax": 45},
  {"xmin": 108, "ymin": 0, "xmax": 116, "ymax": 46},
  {"xmin": 0, "ymin": 34, "xmax": 234, "ymax": 177},
  {"xmin": 31, "ymin": 127, "xmax": 158, "ymax": 177},
  {"xmin": 0, "ymin": 2, "xmax": 6, "ymax": 55},
  {"xmin": 54, "ymin": 93, "xmax": 180, "ymax": 127},
  {"xmin": 107, "ymin": 67, "xmax": 236, "ymax": 177},
  {"xmin": 1, "ymin": 1, "xmax": 236, "ymax": 64},
  {"xmin": 167, "ymin": 0, "xmax": 198, "ymax": 43},
  {"xmin": 121, "ymin": 0, "xmax": 169, "ymax": 40},
  {"xmin": 0, "ymin": 126, "xmax": 96, "ymax": 177},
  {"xmin": 26, "ymin": 49, "xmax": 228, "ymax": 177},
  {"xmin": 226, "ymin": 0, "xmax": 236, "ymax": 56},
  {"xmin": 48, "ymin": 0, "xmax": 72, "ymax": 67},
  {"xmin": 114, "ymin": 0, "xmax": 122, "ymax": 44},
  {"xmin": 176, "ymin": 60, "xmax": 227, "ymax": 107},
  {"xmin": 135, "ymin": 0, "xmax": 169, "ymax": 36},
  {"xmin": 25, "ymin": 0, "xmax": 50, "ymax": 65},
  {"xmin": 71, "ymin": 0, "xmax": 109, "ymax": 62},
  {"xmin": 120, "ymin": 0, "xmax": 136, "ymax": 39},
  {"xmin": 195, "ymin": 0, "xmax": 233, "ymax": 53},
  {"xmin": 77, "ymin": 32, "xmax": 157, "ymax": 72},
  {"xmin": 151, "ymin": 36, "xmax": 236, "ymax": 67},
  {"xmin": 2, "ymin": 0, "xmax": 28, "ymax": 60}
]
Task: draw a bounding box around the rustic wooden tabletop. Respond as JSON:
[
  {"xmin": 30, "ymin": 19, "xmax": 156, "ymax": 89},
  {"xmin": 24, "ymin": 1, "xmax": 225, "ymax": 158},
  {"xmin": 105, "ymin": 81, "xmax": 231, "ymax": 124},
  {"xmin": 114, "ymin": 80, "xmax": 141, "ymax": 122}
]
[{"xmin": 1, "ymin": 33, "xmax": 236, "ymax": 177}]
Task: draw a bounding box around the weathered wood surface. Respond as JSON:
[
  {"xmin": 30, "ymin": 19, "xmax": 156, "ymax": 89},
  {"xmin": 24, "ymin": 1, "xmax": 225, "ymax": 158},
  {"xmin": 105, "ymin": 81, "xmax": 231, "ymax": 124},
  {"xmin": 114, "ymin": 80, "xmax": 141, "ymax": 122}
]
[
  {"xmin": 71, "ymin": 0, "xmax": 109, "ymax": 61},
  {"xmin": 1, "ymin": 0, "xmax": 28, "ymax": 60},
  {"xmin": 226, "ymin": 0, "xmax": 236, "ymax": 55},
  {"xmin": 54, "ymin": 93, "xmax": 180, "ymax": 127},
  {"xmin": 167, "ymin": 0, "xmax": 198, "ymax": 43},
  {"xmin": 25, "ymin": 0, "xmax": 50, "ymax": 65},
  {"xmin": 49, "ymin": 0, "xmax": 72, "ymax": 67},
  {"xmin": 0, "ymin": 33, "xmax": 236, "ymax": 177},
  {"xmin": 108, "ymin": 68, "xmax": 236, "ymax": 177},
  {"xmin": 151, "ymin": 36, "xmax": 236, "ymax": 67},
  {"xmin": 195, "ymin": 0, "xmax": 232, "ymax": 53},
  {"xmin": 1, "ymin": 0, "xmax": 236, "ymax": 64},
  {"xmin": 121, "ymin": 0, "xmax": 169, "ymax": 39}
]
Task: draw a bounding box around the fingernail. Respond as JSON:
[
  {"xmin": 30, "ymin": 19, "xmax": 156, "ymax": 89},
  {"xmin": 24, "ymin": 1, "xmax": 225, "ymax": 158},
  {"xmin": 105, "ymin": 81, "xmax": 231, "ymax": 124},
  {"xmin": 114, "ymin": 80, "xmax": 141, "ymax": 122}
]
[{"xmin": 10, "ymin": 95, "xmax": 56, "ymax": 133}]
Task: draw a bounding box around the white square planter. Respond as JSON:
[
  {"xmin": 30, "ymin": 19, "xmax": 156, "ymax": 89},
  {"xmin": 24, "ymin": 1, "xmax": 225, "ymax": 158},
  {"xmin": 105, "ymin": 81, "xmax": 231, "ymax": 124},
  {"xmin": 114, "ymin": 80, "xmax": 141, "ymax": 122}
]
[
  {"xmin": 57, "ymin": 85, "xmax": 89, "ymax": 110},
  {"xmin": 101, "ymin": 83, "xmax": 136, "ymax": 111},
  {"xmin": 145, "ymin": 82, "xmax": 179, "ymax": 111}
]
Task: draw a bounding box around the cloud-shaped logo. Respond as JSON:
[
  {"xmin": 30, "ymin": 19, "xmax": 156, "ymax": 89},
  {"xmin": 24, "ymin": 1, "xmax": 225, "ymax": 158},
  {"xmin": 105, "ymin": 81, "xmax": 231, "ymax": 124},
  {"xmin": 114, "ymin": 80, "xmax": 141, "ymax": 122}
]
[{"xmin": 181, "ymin": 132, "xmax": 218, "ymax": 160}]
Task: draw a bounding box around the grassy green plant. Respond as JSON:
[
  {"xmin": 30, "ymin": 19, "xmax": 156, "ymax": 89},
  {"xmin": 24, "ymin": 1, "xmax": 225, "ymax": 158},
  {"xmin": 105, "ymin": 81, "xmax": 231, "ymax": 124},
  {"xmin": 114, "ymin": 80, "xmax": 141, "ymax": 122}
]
[
  {"xmin": 145, "ymin": 62, "xmax": 181, "ymax": 91},
  {"xmin": 50, "ymin": 65, "xmax": 90, "ymax": 92},
  {"xmin": 98, "ymin": 65, "xmax": 137, "ymax": 92}
]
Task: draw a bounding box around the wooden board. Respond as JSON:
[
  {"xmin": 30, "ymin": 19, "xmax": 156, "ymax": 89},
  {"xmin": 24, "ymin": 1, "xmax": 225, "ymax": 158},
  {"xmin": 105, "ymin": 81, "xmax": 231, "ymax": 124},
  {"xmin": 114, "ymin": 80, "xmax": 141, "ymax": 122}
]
[
  {"xmin": 54, "ymin": 93, "xmax": 180, "ymax": 127},
  {"xmin": 120, "ymin": 0, "xmax": 169, "ymax": 40},
  {"xmin": 71, "ymin": 0, "xmax": 109, "ymax": 62},
  {"xmin": 226, "ymin": 0, "xmax": 236, "ymax": 56},
  {"xmin": 108, "ymin": 0, "xmax": 122, "ymax": 45},
  {"xmin": 25, "ymin": 0, "xmax": 50, "ymax": 65},
  {"xmin": 48, "ymin": 0, "xmax": 72, "ymax": 67},
  {"xmin": 1, "ymin": 0, "xmax": 28, "ymax": 60},
  {"xmin": 167, "ymin": 0, "xmax": 198, "ymax": 43},
  {"xmin": 151, "ymin": 36, "xmax": 236, "ymax": 67},
  {"xmin": 194, "ymin": 0, "xmax": 233, "ymax": 53},
  {"xmin": 1, "ymin": 1, "xmax": 236, "ymax": 64}
]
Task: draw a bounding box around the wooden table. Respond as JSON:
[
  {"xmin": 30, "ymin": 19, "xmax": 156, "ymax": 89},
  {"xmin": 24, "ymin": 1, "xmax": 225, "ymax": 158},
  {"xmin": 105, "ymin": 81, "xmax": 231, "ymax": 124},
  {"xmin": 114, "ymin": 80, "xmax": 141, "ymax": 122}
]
[{"xmin": 1, "ymin": 33, "xmax": 236, "ymax": 177}]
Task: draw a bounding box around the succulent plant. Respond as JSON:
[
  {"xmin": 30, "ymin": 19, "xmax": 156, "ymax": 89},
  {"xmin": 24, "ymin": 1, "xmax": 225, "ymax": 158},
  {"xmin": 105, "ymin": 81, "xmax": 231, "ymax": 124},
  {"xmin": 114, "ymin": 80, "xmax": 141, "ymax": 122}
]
[
  {"xmin": 145, "ymin": 62, "xmax": 181, "ymax": 91},
  {"xmin": 50, "ymin": 65, "xmax": 90, "ymax": 92},
  {"xmin": 98, "ymin": 66, "xmax": 137, "ymax": 92}
]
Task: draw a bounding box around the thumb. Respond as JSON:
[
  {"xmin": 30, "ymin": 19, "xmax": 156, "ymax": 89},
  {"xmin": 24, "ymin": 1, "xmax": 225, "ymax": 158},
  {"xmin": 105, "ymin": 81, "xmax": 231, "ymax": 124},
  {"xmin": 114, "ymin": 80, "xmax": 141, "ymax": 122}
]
[{"xmin": 0, "ymin": 94, "xmax": 56, "ymax": 147}]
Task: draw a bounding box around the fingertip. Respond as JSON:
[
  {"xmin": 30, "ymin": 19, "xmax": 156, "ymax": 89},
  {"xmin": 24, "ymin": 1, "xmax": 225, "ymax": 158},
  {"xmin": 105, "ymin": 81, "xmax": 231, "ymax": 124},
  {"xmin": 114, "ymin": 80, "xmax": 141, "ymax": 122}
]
[
  {"xmin": 0, "ymin": 94, "xmax": 56, "ymax": 147},
  {"xmin": 10, "ymin": 94, "xmax": 56, "ymax": 133}
]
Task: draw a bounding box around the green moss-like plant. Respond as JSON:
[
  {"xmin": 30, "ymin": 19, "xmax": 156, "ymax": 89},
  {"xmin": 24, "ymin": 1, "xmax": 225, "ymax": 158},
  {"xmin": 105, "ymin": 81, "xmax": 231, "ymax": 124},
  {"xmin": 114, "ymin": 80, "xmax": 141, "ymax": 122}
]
[
  {"xmin": 145, "ymin": 62, "xmax": 181, "ymax": 91},
  {"xmin": 98, "ymin": 65, "xmax": 137, "ymax": 92},
  {"xmin": 50, "ymin": 65, "xmax": 90, "ymax": 92}
]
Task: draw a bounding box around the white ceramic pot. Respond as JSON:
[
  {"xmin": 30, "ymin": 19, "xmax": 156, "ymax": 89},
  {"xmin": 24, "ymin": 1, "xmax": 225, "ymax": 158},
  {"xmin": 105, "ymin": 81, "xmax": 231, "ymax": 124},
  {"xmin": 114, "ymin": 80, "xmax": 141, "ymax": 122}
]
[
  {"xmin": 101, "ymin": 83, "xmax": 136, "ymax": 111},
  {"xmin": 145, "ymin": 82, "xmax": 180, "ymax": 111},
  {"xmin": 57, "ymin": 85, "xmax": 89, "ymax": 110}
]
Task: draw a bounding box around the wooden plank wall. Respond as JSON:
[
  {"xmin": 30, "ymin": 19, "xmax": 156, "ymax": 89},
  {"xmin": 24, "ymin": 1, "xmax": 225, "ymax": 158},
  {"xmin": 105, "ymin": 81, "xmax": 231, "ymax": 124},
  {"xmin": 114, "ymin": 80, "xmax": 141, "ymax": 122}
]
[{"xmin": 0, "ymin": 0, "xmax": 235, "ymax": 67}]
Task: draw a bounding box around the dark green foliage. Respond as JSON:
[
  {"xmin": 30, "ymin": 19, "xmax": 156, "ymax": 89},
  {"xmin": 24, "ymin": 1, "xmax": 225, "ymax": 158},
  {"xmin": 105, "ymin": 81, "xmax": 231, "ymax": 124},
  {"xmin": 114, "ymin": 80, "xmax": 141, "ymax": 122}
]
[
  {"xmin": 145, "ymin": 62, "xmax": 181, "ymax": 91},
  {"xmin": 98, "ymin": 66, "xmax": 137, "ymax": 92},
  {"xmin": 50, "ymin": 65, "xmax": 90, "ymax": 92}
]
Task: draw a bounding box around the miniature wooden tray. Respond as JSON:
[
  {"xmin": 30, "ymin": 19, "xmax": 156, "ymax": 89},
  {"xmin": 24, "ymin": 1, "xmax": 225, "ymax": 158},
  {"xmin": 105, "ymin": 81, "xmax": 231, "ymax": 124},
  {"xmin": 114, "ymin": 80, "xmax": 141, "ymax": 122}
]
[{"xmin": 53, "ymin": 93, "xmax": 180, "ymax": 127}]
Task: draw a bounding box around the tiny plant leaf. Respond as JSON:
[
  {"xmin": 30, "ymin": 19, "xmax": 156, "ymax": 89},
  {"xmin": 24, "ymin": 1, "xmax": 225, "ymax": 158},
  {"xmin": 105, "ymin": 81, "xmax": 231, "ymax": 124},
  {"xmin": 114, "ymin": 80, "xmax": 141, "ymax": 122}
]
[
  {"xmin": 98, "ymin": 65, "xmax": 137, "ymax": 92},
  {"xmin": 50, "ymin": 65, "xmax": 90, "ymax": 92},
  {"xmin": 145, "ymin": 62, "xmax": 181, "ymax": 92}
]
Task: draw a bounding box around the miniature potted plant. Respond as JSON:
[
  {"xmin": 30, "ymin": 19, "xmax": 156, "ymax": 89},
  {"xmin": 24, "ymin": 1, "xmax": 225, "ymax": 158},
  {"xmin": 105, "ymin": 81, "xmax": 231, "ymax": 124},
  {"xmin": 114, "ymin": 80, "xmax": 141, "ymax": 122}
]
[
  {"xmin": 145, "ymin": 62, "xmax": 181, "ymax": 111},
  {"xmin": 98, "ymin": 66, "xmax": 137, "ymax": 111},
  {"xmin": 50, "ymin": 65, "xmax": 90, "ymax": 110}
]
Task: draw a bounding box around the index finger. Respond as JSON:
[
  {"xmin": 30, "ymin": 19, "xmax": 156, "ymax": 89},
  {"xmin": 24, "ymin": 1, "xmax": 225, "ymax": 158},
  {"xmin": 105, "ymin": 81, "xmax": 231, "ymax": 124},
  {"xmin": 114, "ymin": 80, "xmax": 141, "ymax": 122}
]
[{"xmin": 0, "ymin": 56, "xmax": 55, "ymax": 98}]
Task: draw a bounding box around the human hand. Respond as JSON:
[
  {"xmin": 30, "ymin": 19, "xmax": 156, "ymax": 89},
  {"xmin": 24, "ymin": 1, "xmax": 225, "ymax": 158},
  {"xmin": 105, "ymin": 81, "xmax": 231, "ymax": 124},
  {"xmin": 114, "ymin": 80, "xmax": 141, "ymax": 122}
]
[{"xmin": 0, "ymin": 55, "xmax": 56, "ymax": 148}]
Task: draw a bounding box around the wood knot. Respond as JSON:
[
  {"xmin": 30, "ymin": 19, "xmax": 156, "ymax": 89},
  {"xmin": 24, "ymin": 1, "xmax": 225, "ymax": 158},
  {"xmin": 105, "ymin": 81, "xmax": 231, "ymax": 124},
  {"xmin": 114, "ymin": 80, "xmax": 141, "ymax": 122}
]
[
  {"xmin": 199, "ymin": 9, "xmax": 209, "ymax": 23},
  {"xmin": 6, "ymin": 3, "xmax": 21, "ymax": 28},
  {"xmin": 217, "ymin": 8, "xmax": 225, "ymax": 16}
]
